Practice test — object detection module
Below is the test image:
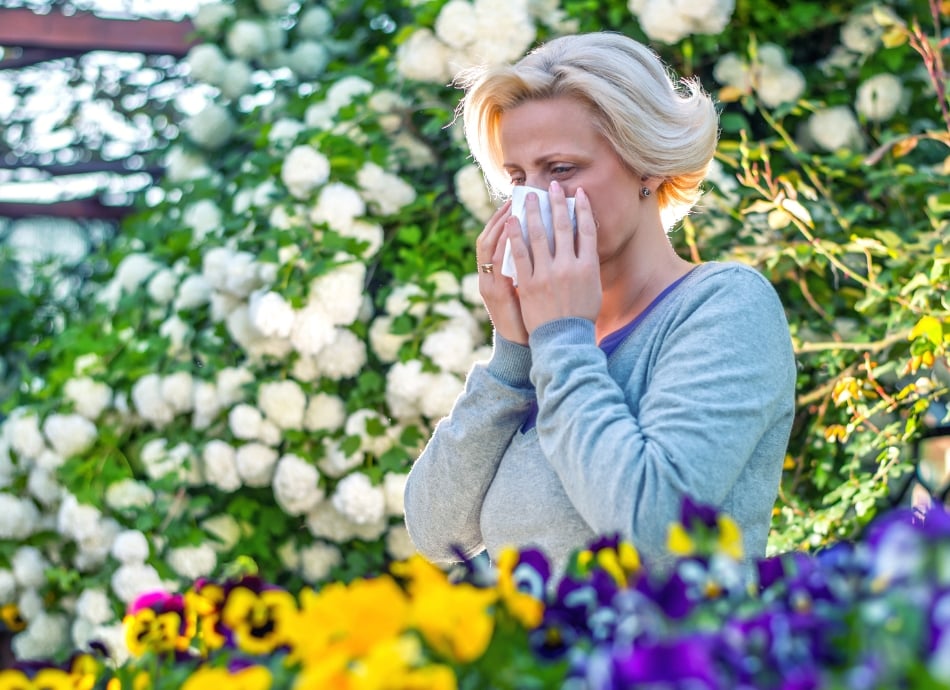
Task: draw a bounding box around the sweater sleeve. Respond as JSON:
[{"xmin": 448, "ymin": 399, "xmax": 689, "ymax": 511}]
[
  {"xmin": 529, "ymin": 267, "xmax": 795, "ymax": 559},
  {"xmin": 403, "ymin": 334, "xmax": 535, "ymax": 562}
]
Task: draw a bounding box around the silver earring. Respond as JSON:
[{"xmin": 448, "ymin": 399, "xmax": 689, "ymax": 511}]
[{"xmin": 640, "ymin": 187, "xmax": 651, "ymax": 198}]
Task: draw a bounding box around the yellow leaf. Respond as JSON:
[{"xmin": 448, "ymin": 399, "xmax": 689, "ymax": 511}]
[
  {"xmin": 881, "ymin": 27, "xmax": 908, "ymax": 48},
  {"xmin": 718, "ymin": 85, "xmax": 746, "ymax": 103},
  {"xmin": 767, "ymin": 208, "xmax": 792, "ymax": 230},
  {"xmin": 893, "ymin": 136, "xmax": 919, "ymax": 157},
  {"xmin": 743, "ymin": 199, "xmax": 776, "ymax": 215},
  {"xmin": 909, "ymin": 315, "xmax": 943, "ymax": 346},
  {"xmin": 780, "ymin": 198, "xmax": 814, "ymax": 228}
]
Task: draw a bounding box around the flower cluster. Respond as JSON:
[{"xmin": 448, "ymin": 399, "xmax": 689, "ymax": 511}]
[{"xmin": 5, "ymin": 501, "xmax": 950, "ymax": 688}]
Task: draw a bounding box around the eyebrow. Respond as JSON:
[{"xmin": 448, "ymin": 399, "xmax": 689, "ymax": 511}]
[{"xmin": 502, "ymin": 153, "xmax": 580, "ymax": 169}]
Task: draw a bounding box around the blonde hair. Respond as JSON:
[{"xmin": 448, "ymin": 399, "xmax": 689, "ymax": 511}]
[{"xmin": 458, "ymin": 32, "xmax": 719, "ymax": 224}]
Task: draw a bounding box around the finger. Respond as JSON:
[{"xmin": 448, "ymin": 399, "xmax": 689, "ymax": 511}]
[
  {"xmin": 523, "ymin": 190, "xmax": 550, "ymax": 263},
  {"xmin": 476, "ymin": 201, "xmax": 511, "ymax": 269},
  {"xmin": 504, "ymin": 215, "xmax": 533, "ymax": 279},
  {"xmin": 574, "ymin": 187, "xmax": 598, "ymax": 262},
  {"xmin": 548, "ymin": 180, "xmax": 574, "ymax": 258}
]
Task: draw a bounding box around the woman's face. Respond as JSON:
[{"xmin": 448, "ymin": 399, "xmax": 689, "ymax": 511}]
[{"xmin": 498, "ymin": 96, "xmax": 648, "ymax": 265}]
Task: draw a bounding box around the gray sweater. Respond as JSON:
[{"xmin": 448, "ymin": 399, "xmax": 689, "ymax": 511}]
[{"xmin": 403, "ymin": 262, "xmax": 796, "ymax": 573}]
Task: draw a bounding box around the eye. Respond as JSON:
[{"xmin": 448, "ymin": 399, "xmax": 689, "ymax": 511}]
[
  {"xmin": 550, "ymin": 164, "xmax": 575, "ymax": 176},
  {"xmin": 509, "ymin": 173, "xmax": 525, "ymax": 186}
]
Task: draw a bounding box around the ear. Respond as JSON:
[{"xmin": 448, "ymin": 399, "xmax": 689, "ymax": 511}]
[{"xmin": 640, "ymin": 175, "xmax": 663, "ymax": 195}]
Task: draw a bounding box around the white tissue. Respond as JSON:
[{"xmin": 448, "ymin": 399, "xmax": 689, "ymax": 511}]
[{"xmin": 501, "ymin": 185, "xmax": 577, "ymax": 285}]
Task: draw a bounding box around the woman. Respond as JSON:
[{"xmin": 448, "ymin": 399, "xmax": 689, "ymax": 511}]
[{"xmin": 403, "ymin": 32, "xmax": 796, "ymax": 573}]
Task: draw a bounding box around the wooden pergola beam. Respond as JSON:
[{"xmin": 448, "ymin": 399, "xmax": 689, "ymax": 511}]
[
  {"xmin": 0, "ymin": 8, "xmax": 197, "ymax": 59},
  {"xmin": 0, "ymin": 199, "xmax": 130, "ymax": 220}
]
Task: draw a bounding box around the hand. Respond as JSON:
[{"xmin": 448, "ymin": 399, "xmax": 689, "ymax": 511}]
[
  {"xmin": 506, "ymin": 182, "xmax": 602, "ymax": 335},
  {"xmin": 476, "ymin": 199, "xmax": 530, "ymax": 345}
]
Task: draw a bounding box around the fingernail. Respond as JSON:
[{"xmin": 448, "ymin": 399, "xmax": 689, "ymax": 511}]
[
  {"xmin": 550, "ymin": 180, "xmax": 560, "ymax": 193},
  {"xmin": 576, "ymin": 187, "xmax": 587, "ymax": 201}
]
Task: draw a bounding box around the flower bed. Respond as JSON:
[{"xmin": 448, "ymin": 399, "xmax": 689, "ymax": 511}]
[{"xmin": 3, "ymin": 500, "xmax": 948, "ymax": 689}]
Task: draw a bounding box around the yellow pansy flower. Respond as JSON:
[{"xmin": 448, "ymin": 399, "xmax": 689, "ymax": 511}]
[
  {"xmin": 123, "ymin": 608, "xmax": 186, "ymax": 657},
  {"xmin": 495, "ymin": 548, "xmax": 545, "ymax": 628},
  {"xmin": 180, "ymin": 665, "xmax": 272, "ymax": 690},
  {"xmin": 221, "ymin": 586, "xmax": 298, "ymax": 655}
]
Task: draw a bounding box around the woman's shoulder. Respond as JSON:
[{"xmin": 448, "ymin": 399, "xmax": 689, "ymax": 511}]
[{"xmin": 681, "ymin": 260, "xmax": 782, "ymax": 304}]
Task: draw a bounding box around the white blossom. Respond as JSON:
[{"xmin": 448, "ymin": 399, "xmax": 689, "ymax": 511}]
[
  {"xmin": 305, "ymin": 500, "xmax": 386, "ymax": 542},
  {"xmin": 317, "ymin": 437, "xmax": 364, "ymax": 478},
  {"xmin": 132, "ymin": 374, "xmax": 175, "ymax": 428},
  {"xmin": 18, "ymin": 588, "xmax": 43, "ymax": 621},
  {"xmin": 841, "ymin": 10, "xmax": 883, "ymax": 54},
  {"xmin": 183, "ymin": 199, "xmax": 223, "ymax": 245},
  {"xmin": 281, "ymin": 145, "xmax": 331, "ymax": 199},
  {"xmin": 314, "ymin": 329, "xmax": 367, "ymax": 380},
  {"xmin": 291, "ymin": 303, "xmax": 337, "ymax": 355},
  {"xmin": 285, "ymin": 41, "xmax": 330, "ymax": 80},
  {"xmin": 369, "ymin": 315, "xmax": 410, "ymax": 363},
  {"xmin": 160, "ymin": 315, "xmax": 191, "ymax": 355},
  {"xmin": 807, "ymin": 105, "xmax": 862, "ymax": 152},
  {"xmin": 12, "ymin": 612, "xmax": 68, "ymax": 660},
  {"xmin": 455, "ymin": 164, "xmax": 495, "ymax": 223},
  {"xmin": 435, "ymin": 0, "xmax": 479, "ymax": 48},
  {"xmin": 356, "ymin": 162, "xmax": 417, "ymax": 215},
  {"xmin": 162, "ymin": 371, "xmax": 195, "ymax": 415},
  {"xmin": 386, "ymin": 525, "xmax": 417, "ymax": 560},
  {"xmin": 216, "ymin": 366, "xmax": 254, "ymax": 407},
  {"xmin": 27, "ymin": 466, "xmax": 61, "ymax": 507},
  {"xmin": 258, "ymin": 380, "xmax": 307, "ymax": 430},
  {"xmin": 43, "ymin": 412, "xmax": 98, "ymax": 458},
  {"xmin": 202, "ymin": 514, "xmax": 242, "ymax": 552},
  {"xmin": 226, "ymin": 19, "xmax": 270, "ymax": 60},
  {"xmin": 111, "ymin": 563, "xmax": 163, "ymax": 604},
  {"xmin": 147, "ymin": 268, "xmax": 178, "ymax": 304},
  {"xmin": 273, "ymin": 453, "xmax": 324, "ymax": 516},
  {"xmin": 0, "ymin": 569, "xmax": 15, "ymax": 602},
  {"xmin": 340, "ymin": 218, "xmax": 385, "ymax": 259},
  {"xmin": 310, "ymin": 182, "xmax": 366, "ymax": 233},
  {"xmin": 332, "ymin": 472, "xmax": 386, "ymax": 526},
  {"xmin": 75, "ymin": 589, "xmax": 114, "ymax": 625},
  {"xmin": 385, "ymin": 283, "xmax": 428, "ymax": 318},
  {"xmin": 167, "ymin": 543, "xmax": 217, "ymax": 580},
  {"xmin": 64, "ymin": 377, "xmax": 112, "ymax": 420},
  {"xmin": 297, "ymin": 6, "xmax": 333, "ymax": 38},
  {"xmin": 3, "ymin": 409, "xmax": 47, "ymax": 460},
  {"xmin": 235, "ymin": 442, "xmax": 279, "ymax": 487},
  {"xmin": 184, "ymin": 103, "xmax": 235, "ymax": 150},
  {"xmin": 175, "ymin": 274, "xmax": 213, "ymax": 311},
  {"xmin": 105, "ymin": 478, "xmax": 155, "ymax": 512},
  {"xmin": 114, "ymin": 253, "xmax": 160, "ymax": 294},
  {"xmin": 111, "ymin": 529, "xmax": 149, "ymax": 564},
  {"xmin": 247, "ymin": 290, "xmax": 296, "ymax": 341},
  {"xmin": 202, "ymin": 440, "xmax": 242, "ymax": 492},
  {"xmin": 256, "ymin": 0, "xmax": 293, "ymax": 14},
  {"xmin": 268, "ymin": 118, "xmax": 305, "ymax": 149},
  {"xmin": 192, "ymin": 1, "xmax": 235, "ymax": 34},
  {"xmin": 56, "ymin": 494, "xmax": 101, "ymax": 542},
  {"xmin": 0, "ymin": 494, "xmax": 39, "ymax": 539},
  {"xmin": 303, "ymin": 393, "xmax": 347, "ymax": 432},
  {"xmin": 12, "ymin": 546, "xmax": 48, "ymax": 588},
  {"xmin": 35, "ymin": 448, "xmax": 64, "ymax": 472},
  {"xmin": 299, "ymin": 541, "xmax": 341, "ymax": 582},
  {"xmin": 629, "ymin": 0, "xmax": 733, "ymax": 43},
  {"xmin": 186, "ymin": 43, "xmax": 228, "ymax": 86},
  {"xmin": 856, "ymin": 73, "xmax": 904, "ymax": 122},
  {"xmin": 192, "ymin": 380, "xmax": 222, "ymax": 430},
  {"xmin": 419, "ymin": 371, "xmax": 465, "ymax": 420},
  {"xmin": 141, "ymin": 439, "xmax": 193, "ymax": 481},
  {"xmin": 396, "ymin": 28, "xmax": 452, "ymax": 84},
  {"xmin": 75, "ymin": 517, "xmax": 121, "ymax": 572},
  {"xmin": 423, "ymin": 323, "xmax": 477, "ymax": 374},
  {"xmin": 221, "ymin": 59, "xmax": 254, "ymax": 100},
  {"xmin": 383, "ymin": 472, "xmax": 408, "ymax": 517},
  {"xmin": 229, "ymin": 403, "xmax": 265, "ymax": 440},
  {"xmin": 164, "ymin": 146, "xmax": 211, "ymax": 183}
]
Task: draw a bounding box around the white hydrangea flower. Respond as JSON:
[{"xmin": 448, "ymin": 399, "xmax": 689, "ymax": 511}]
[
  {"xmin": 140, "ymin": 438, "xmax": 192, "ymax": 481},
  {"xmin": 307, "ymin": 262, "xmax": 366, "ymax": 328},
  {"xmin": 629, "ymin": 0, "xmax": 734, "ymax": 43},
  {"xmin": 256, "ymin": 0, "xmax": 293, "ymax": 15},
  {"xmin": 185, "ymin": 43, "xmax": 228, "ymax": 86},
  {"xmin": 192, "ymin": 1, "xmax": 235, "ymax": 34},
  {"xmin": 310, "ymin": 182, "xmax": 366, "ymax": 234},
  {"xmin": 56, "ymin": 493, "xmax": 101, "ymax": 542},
  {"xmin": 75, "ymin": 588, "xmax": 114, "ymax": 625},
  {"xmin": 12, "ymin": 612, "xmax": 68, "ymax": 660},
  {"xmin": 131, "ymin": 374, "xmax": 175, "ymax": 428},
  {"xmin": 396, "ymin": 28, "xmax": 451, "ymax": 84},
  {"xmin": 331, "ymin": 472, "xmax": 385, "ymax": 526},
  {"xmin": 0, "ymin": 494, "xmax": 39, "ymax": 539},
  {"xmin": 111, "ymin": 563, "xmax": 163, "ymax": 604},
  {"xmin": 18, "ymin": 588, "xmax": 43, "ymax": 621},
  {"xmin": 184, "ymin": 199, "xmax": 223, "ymax": 244},
  {"xmin": 174, "ymin": 274, "xmax": 213, "ymax": 311},
  {"xmin": 0, "ymin": 569, "xmax": 15, "ymax": 601},
  {"xmin": 299, "ymin": 541, "xmax": 341, "ymax": 583},
  {"xmin": 3, "ymin": 408, "xmax": 47, "ymax": 460},
  {"xmin": 167, "ymin": 543, "xmax": 217, "ymax": 580},
  {"xmin": 435, "ymin": 0, "xmax": 479, "ymax": 48},
  {"xmin": 273, "ymin": 453, "xmax": 324, "ymax": 516},
  {"xmin": 34, "ymin": 448, "xmax": 64, "ymax": 472},
  {"xmin": 192, "ymin": 380, "xmax": 221, "ymax": 431},
  {"xmin": 385, "ymin": 524, "xmax": 417, "ymax": 560},
  {"xmin": 209, "ymin": 290, "xmax": 239, "ymax": 323},
  {"xmin": 313, "ymin": 328, "xmax": 367, "ymax": 380},
  {"xmin": 105, "ymin": 478, "xmax": 155, "ymax": 511},
  {"xmin": 202, "ymin": 246, "xmax": 231, "ymax": 291},
  {"xmin": 460, "ymin": 273, "xmax": 485, "ymax": 309},
  {"xmin": 385, "ymin": 359, "xmax": 426, "ymax": 421},
  {"xmin": 42, "ymin": 412, "xmax": 98, "ymax": 459},
  {"xmin": 64, "ymin": 377, "xmax": 112, "ymax": 421},
  {"xmin": 12, "ymin": 546, "xmax": 48, "ymax": 588},
  {"xmin": 455, "ymin": 164, "xmax": 495, "ymax": 223},
  {"xmin": 216, "ymin": 366, "xmax": 254, "ymax": 407},
  {"xmin": 383, "ymin": 472, "xmax": 408, "ymax": 517},
  {"xmin": 754, "ymin": 64, "xmax": 805, "ymax": 109},
  {"xmin": 147, "ymin": 268, "xmax": 178, "ymax": 305},
  {"xmin": 856, "ymin": 73, "xmax": 904, "ymax": 122},
  {"xmin": 161, "ymin": 371, "xmax": 194, "ymax": 415},
  {"xmin": 356, "ymin": 162, "xmax": 417, "ymax": 216},
  {"xmin": 220, "ymin": 59, "xmax": 254, "ymax": 100},
  {"xmin": 291, "ymin": 304, "xmax": 338, "ymax": 356},
  {"xmin": 305, "ymin": 501, "xmax": 365, "ymax": 542},
  {"xmin": 303, "ymin": 393, "xmax": 346, "ymax": 432},
  {"xmin": 808, "ymin": 105, "xmax": 862, "ymax": 152},
  {"xmin": 160, "ymin": 315, "xmax": 191, "ymax": 355},
  {"xmin": 470, "ymin": 0, "xmax": 537, "ymax": 64},
  {"xmin": 257, "ymin": 380, "xmax": 306, "ymax": 430},
  {"xmin": 285, "ymin": 41, "xmax": 330, "ymax": 80},
  {"xmin": 75, "ymin": 517, "xmax": 121, "ymax": 572},
  {"xmin": 281, "ymin": 145, "xmax": 331, "ymax": 200},
  {"xmin": 228, "ymin": 403, "xmax": 265, "ymax": 440},
  {"xmin": 419, "ymin": 371, "xmax": 465, "ymax": 420},
  {"xmin": 164, "ymin": 146, "xmax": 211, "ymax": 183},
  {"xmin": 368, "ymin": 316, "xmax": 409, "ymax": 363},
  {"xmin": 297, "ymin": 6, "xmax": 332, "ymax": 38},
  {"xmin": 184, "ymin": 102, "xmax": 235, "ymax": 150},
  {"xmin": 385, "ymin": 283, "xmax": 428, "ymax": 318},
  {"xmin": 224, "ymin": 250, "xmax": 265, "ymax": 298},
  {"xmin": 268, "ymin": 118, "xmax": 305, "ymax": 149},
  {"xmin": 317, "ymin": 438, "xmax": 364, "ymax": 478},
  {"xmin": 841, "ymin": 10, "xmax": 883, "ymax": 55},
  {"xmin": 114, "ymin": 253, "xmax": 160, "ymax": 294},
  {"xmin": 202, "ymin": 440, "xmax": 242, "ymax": 492},
  {"xmin": 110, "ymin": 529, "xmax": 149, "ymax": 564},
  {"xmin": 27, "ymin": 466, "xmax": 61, "ymax": 507},
  {"xmin": 202, "ymin": 514, "xmax": 242, "ymax": 552},
  {"xmin": 235, "ymin": 442, "xmax": 279, "ymax": 487},
  {"xmin": 226, "ymin": 19, "xmax": 270, "ymax": 60},
  {"xmin": 344, "ymin": 409, "xmax": 392, "ymax": 457}
]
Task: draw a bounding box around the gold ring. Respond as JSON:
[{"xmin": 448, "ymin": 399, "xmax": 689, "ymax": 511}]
[{"xmin": 479, "ymin": 263, "xmax": 494, "ymax": 274}]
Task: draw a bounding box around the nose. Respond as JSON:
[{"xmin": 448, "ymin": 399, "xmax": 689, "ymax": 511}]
[{"xmin": 524, "ymin": 173, "xmax": 550, "ymax": 191}]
